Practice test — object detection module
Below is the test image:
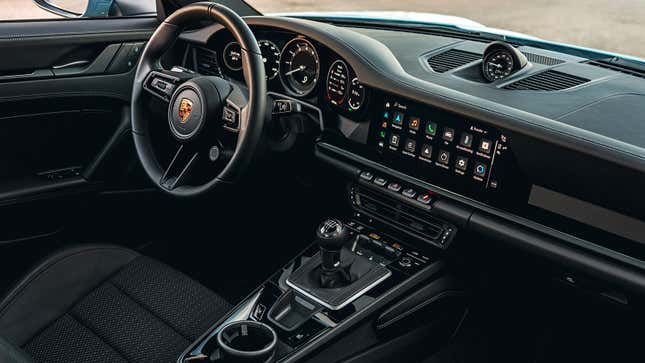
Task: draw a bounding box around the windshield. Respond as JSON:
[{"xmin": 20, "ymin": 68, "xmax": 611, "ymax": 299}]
[{"xmin": 248, "ymin": 0, "xmax": 645, "ymax": 60}]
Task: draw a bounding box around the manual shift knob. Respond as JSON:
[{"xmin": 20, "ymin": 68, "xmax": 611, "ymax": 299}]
[
  {"xmin": 317, "ymin": 219, "xmax": 349, "ymax": 251},
  {"xmin": 317, "ymin": 219, "xmax": 350, "ymax": 274}
]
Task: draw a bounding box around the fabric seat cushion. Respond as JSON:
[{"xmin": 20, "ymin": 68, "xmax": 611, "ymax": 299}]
[{"xmin": 16, "ymin": 255, "xmax": 230, "ymax": 363}]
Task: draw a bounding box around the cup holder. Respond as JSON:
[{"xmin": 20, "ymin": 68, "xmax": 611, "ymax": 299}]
[{"xmin": 216, "ymin": 321, "xmax": 277, "ymax": 363}]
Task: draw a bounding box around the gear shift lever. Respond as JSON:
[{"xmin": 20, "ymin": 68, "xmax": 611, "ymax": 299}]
[
  {"xmin": 316, "ymin": 219, "xmax": 352, "ymax": 288},
  {"xmin": 286, "ymin": 219, "xmax": 392, "ymax": 308}
]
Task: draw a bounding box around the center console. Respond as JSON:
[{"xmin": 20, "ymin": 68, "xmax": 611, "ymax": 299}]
[{"xmin": 178, "ymin": 211, "xmax": 452, "ymax": 363}]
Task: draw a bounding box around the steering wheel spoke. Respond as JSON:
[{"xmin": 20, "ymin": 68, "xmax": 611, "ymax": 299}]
[
  {"xmin": 160, "ymin": 145, "xmax": 199, "ymax": 191},
  {"xmin": 221, "ymin": 80, "xmax": 250, "ymax": 133},
  {"xmin": 143, "ymin": 69, "xmax": 197, "ymax": 103}
]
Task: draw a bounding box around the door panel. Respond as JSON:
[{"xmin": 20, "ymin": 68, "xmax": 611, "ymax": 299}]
[{"xmin": 0, "ymin": 17, "xmax": 158, "ymax": 244}]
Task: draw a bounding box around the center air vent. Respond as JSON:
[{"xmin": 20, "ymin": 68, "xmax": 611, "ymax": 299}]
[
  {"xmin": 427, "ymin": 49, "xmax": 481, "ymax": 73},
  {"xmin": 192, "ymin": 47, "xmax": 222, "ymax": 76},
  {"xmin": 504, "ymin": 70, "xmax": 590, "ymax": 91}
]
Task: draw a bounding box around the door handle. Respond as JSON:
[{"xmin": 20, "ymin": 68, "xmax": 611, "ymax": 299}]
[
  {"xmin": 52, "ymin": 60, "xmax": 91, "ymax": 70},
  {"xmin": 51, "ymin": 43, "xmax": 121, "ymax": 77}
]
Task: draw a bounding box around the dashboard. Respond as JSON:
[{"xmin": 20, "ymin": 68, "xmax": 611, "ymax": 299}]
[
  {"xmin": 185, "ymin": 28, "xmax": 368, "ymax": 114},
  {"xmin": 176, "ymin": 16, "xmax": 645, "ymax": 265}
]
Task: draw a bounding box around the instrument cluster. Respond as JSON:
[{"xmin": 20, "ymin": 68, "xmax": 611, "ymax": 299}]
[{"xmin": 202, "ymin": 30, "xmax": 367, "ymax": 116}]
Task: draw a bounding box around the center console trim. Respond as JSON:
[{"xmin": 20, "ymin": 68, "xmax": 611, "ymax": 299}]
[
  {"xmin": 315, "ymin": 141, "xmax": 645, "ymax": 272},
  {"xmin": 285, "ymin": 266, "xmax": 392, "ymax": 310},
  {"xmin": 184, "ymin": 288, "xmax": 265, "ymax": 359},
  {"xmin": 178, "ymin": 240, "xmax": 446, "ymax": 363}
]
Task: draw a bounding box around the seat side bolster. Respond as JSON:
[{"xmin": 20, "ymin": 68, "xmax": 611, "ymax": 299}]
[
  {"xmin": 0, "ymin": 245, "xmax": 139, "ymax": 346},
  {"xmin": 0, "ymin": 336, "xmax": 34, "ymax": 363}
]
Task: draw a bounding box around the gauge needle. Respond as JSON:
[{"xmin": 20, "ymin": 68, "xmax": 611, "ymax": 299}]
[
  {"xmin": 284, "ymin": 65, "xmax": 306, "ymax": 75},
  {"xmin": 490, "ymin": 63, "xmax": 503, "ymax": 69}
]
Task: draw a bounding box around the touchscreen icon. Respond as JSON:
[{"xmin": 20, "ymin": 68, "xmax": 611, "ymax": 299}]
[
  {"xmin": 421, "ymin": 144, "xmax": 433, "ymax": 158},
  {"xmin": 390, "ymin": 134, "xmax": 400, "ymax": 147},
  {"xmin": 409, "ymin": 117, "xmax": 420, "ymax": 131},
  {"xmin": 404, "ymin": 139, "xmax": 417, "ymax": 153},
  {"xmin": 393, "ymin": 112, "xmax": 404, "ymax": 125},
  {"xmin": 474, "ymin": 162, "xmax": 487, "ymax": 177},
  {"xmin": 479, "ymin": 139, "xmax": 493, "ymax": 154},
  {"xmin": 460, "ymin": 133, "xmax": 473, "ymax": 148},
  {"xmin": 456, "ymin": 156, "xmax": 469, "ymax": 171},
  {"xmin": 442, "ymin": 128, "xmax": 455, "ymax": 142},
  {"xmin": 438, "ymin": 150, "xmax": 450, "ymax": 164},
  {"xmin": 425, "ymin": 122, "xmax": 437, "ymax": 136}
]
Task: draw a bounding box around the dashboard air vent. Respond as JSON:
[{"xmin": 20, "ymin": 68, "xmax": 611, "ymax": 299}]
[
  {"xmin": 521, "ymin": 52, "xmax": 565, "ymax": 66},
  {"xmin": 427, "ymin": 49, "xmax": 481, "ymax": 73},
  {"xmin": 586, "ymin": 60, "xmax": 645, "ymax": 79},
  {"xmin": 193, "ymin": 47, "xmax": 222, "ymax": 76},
  {"xmin": 504, "ymin": 70, "xmax": 590, "ymax": 91}
]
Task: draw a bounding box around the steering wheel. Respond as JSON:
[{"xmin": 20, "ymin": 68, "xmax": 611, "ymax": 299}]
[{"xmin": 131, "ymin": 2, "xmax": 266, "ymax": 197}]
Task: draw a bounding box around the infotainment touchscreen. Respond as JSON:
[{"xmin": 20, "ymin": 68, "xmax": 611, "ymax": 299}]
[{"xmin": 366, "ymin": 97, "xmax": 518, "ymax": 202}]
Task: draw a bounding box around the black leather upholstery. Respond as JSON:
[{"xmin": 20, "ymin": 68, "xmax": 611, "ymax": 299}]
[{"xmin": 0, "ymin": 245, "xmax": 232, "ymax": 363}]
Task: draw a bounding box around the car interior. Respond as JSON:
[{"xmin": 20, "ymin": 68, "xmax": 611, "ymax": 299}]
[{"xmin": 1, "ymin": 0, "xmax": 645, "ymax": 362}]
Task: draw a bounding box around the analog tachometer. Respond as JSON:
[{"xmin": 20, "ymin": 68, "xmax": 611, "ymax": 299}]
[{"xmin": 280, "ymin": 38, "xmax": 320, "ymax": 97}]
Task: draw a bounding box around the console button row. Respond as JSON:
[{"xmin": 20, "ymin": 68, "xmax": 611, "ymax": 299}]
[
  {"xmin": 349, "ymin": 221, "xmax": 431, "ymax": 274},
  {"xmin": 360, "ymin": 171, "xmax": 434, "ymax": 207},
  {"xmin": 356, "ymin": 231, "xmax": 401, "ymax": 259}
]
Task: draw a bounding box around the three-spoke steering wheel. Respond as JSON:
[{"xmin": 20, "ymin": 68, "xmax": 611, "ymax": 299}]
[{"xmin": 131, "ymin": 2, "xmax": 266, "ymax": 197}]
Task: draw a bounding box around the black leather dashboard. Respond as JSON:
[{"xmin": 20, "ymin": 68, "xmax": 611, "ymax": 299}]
[{"xmin": 176, "ymin": 15, "xmax": 645, "ymax": 279}]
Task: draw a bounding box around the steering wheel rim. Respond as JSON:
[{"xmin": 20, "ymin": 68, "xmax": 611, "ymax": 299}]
[{"xmin": 131, "ymin": 2, "xmax": 266, "ymax": 197}]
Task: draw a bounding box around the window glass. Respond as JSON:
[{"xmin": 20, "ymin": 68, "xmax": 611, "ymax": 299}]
[
  {"xmin": 248, "ymin": 0, "xmax": 645, "ymax": 60},
  {"xmin": 1, "ymin": 0, "xmax": 156, "ymax": 21}
]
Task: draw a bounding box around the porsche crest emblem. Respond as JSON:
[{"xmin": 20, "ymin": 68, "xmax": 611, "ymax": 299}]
[{"xmin": 178, "ymin": 98, "xmax": 193, "ymax": 123}]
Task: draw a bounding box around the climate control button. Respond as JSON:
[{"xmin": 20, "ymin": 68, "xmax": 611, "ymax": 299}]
[
  {"xmin": 359, "ymin": 171, "xmax": 374, "ymax": 181},
  {"xmin": 387, "ymin": 182, "xmax": 402, "ymax": 192},
  {"xmin": 374, "ymin": 177, "xmax": 387, "ymax": 186},
  {"xmin": 402, "ymin": 188, "xmax": 417, "ymax": 199}
]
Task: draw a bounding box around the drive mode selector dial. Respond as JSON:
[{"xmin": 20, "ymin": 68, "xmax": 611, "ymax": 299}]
[{"xmin": 280, "ymin": 38, "xmax": 320, "ymax": 97}]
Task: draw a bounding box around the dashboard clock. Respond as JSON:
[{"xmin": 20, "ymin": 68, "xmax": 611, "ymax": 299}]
[{"xmin": 481, "ymin": 41, "xmax": 528, "ymax": 82}]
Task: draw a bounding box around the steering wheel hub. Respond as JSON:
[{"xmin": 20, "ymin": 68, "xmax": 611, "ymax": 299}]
[{"xmin": 169, "ymin": 84, "xmax": 205, "ymax": 140}]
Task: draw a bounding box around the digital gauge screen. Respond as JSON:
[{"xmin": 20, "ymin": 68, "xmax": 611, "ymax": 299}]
[{"xmin": 326, "ymin": 60, "xmax": 349, "ymax": 106}]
